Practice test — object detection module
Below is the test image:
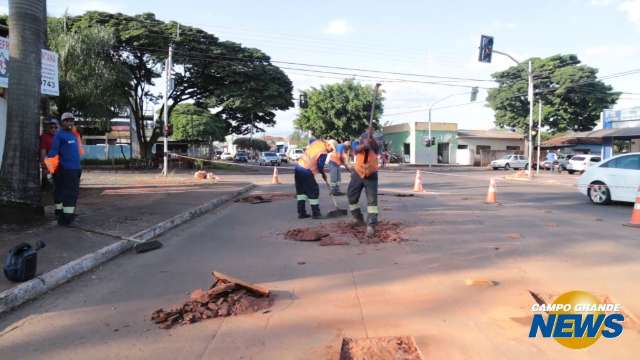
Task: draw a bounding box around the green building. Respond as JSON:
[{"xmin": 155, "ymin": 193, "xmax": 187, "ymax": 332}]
[{"xmin": 384, "ymin": 122, "xmax": 458, "ymax": 165}]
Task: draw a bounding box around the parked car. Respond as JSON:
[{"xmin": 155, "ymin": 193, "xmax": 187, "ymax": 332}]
[
  {"xmin": 558, "ymin": 154, "xmax": 574, "ymax": 171},
  {"xmin": 258, "ymin": 152, "xmax": 281, "ymax": 166},
  {"xmin": 220, "ymin": 152, "xmax": 233, "ymax": 161},
  {"xmin": 490, "ymin": 154, "xmax": 528, "ymax": 170},
  {"xmin": 213, "ymin": 150, "xmax": 223, "ymax": 160},
  {"xmin": 233, "ymin": 151, "xmax": 248, "ymax": 163},
  {"xmin": 289, "ymin": 148, "xmax": 304, "ymax": 162},
  {"xmin": 566, "ymin": 154, "xmax": 601, "ymax": 174},
  {"xmin": 541, "ymin": 159, "xmax": 559, "ymax": 170},
  {"xmin": 278, "ymin": 153, "xmax": 288, "ymax": 163},
  {"xmin": 577, "ymin": 152, "xmax": 640, "ymax": 204}
]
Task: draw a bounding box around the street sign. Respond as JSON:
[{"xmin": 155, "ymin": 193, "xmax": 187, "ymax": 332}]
[{"xmin": 0, "ymin": 37, "xmax": 60, "ymax": 96}]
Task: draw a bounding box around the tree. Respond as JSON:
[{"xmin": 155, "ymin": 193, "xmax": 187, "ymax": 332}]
[
  {"xmin": 0, "ymin": 0, "xmax": 45, "ymax": 218},
  {"xmin": 69, "ymin": 12, "xmax": 293, "ymax": 159},
  {"xmin": 487, "ymin": 54, "xmax": 620, "ymax": 134},
  {"xmin": 294, "ymin": 79, "xmax": 384, "ymax": 140},
  {"xmin": 170, "ymin": 103, "xmax": 226, "ymax": 142},
  {"xmin": 232, "ymin": 137, "xmax": 270, "ymax": 152},
  {"xmin": 47, "ymin": 17, "xmax": 128, "ymax": 120}
]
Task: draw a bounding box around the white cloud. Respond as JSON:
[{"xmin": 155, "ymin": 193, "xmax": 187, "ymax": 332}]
[
  {"xmin": 590, "ymin": 0, "xmax": 614, "ymax": 6},
  {"xmin": 619, "ymin": 0, "xmax": 640, "ymax": 29},
  {"xmin": 324, "ymin": 19, "xmax": 352, "ymax": 35},
  {"xmin": 584, "ymin": 44, "xmax": 640, "ymax": 59},
  {"xmin": 48, "ymin": 0, "xmax": 127, "ymax": 16}
]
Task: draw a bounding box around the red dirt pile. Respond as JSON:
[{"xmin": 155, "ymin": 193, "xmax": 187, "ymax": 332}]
[
  {"xmin": 285, "ymin": 220, "xmax": 406, "ymax": 245},
  {"xmin": 151, "ymin": 271, "xmax": 272, "ymax": 329},
  {"xmin": 340, "ymin": 336, "xmax": 424, "ymax": 360}
]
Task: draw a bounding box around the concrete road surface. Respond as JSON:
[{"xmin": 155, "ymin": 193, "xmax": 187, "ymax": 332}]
[{"xmin": 1, "ymin": 169, "xmax": 639, "ymax": 359}]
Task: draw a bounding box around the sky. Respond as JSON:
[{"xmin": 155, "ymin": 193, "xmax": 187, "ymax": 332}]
[{"xmin": 3, "ymin": 0, "xmax": 640, "ymax": 136}]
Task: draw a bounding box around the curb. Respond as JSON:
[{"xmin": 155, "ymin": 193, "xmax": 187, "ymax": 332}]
[{"xmin": 0, "ymin": 183, "xmax": 255, "ymax": 316}]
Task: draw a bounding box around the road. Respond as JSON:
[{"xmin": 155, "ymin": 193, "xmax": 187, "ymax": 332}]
[{"xmin": 1, "ymin": 168, "xmax": 639, "ymax": 359}]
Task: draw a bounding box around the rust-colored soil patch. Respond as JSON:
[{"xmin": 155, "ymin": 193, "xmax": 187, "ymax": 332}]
[{"xmin": 339, "ymin": 336, "xmax": 424, "ymax": 360}]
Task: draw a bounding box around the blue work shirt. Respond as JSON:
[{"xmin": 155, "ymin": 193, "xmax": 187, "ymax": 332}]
[
  {"xmin": 295, "ymin": 153, "xmax": 327, "ymax": 175},
  {"xmin": 48, "ymin": 129, "xmax": 81, "ymax": 170}
]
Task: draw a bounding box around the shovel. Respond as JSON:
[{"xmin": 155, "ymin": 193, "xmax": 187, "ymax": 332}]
[{"xmin": 324, "ymin": 181, "xmax": 348, "ymax": 218}]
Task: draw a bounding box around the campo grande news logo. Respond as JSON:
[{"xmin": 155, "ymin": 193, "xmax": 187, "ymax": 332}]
[{"xmin": 528, "ymin": 290, "xmax": 624, "ymax": 349}]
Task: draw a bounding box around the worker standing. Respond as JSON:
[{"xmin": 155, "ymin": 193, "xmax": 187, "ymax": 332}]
[
  {"xmin": 295, "ymin": 139, "xmax": 334, "ymax": 219},
  {"xmin": 47, "ymin": 113, "xmax": 83, "ymax": 225},
  {"xmin": 327, "ymin": 140, "xmax": 352, "ymax": 196},
  {"xmin": 347, "ymin": 129, "xmax": 381, "ymax": 237},
  {"xmin": 39, "ymin": 118, "xmax": 59, "ymax": 190}
]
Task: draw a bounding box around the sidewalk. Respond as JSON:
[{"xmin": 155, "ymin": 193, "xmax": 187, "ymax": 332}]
[{"xmin": 0, "ymin": 170, "xmax": 252, "ymax": 293}]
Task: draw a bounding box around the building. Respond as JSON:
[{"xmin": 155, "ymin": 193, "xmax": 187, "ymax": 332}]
[
  {"xmin": 383, "ymin": 121, "xmax": 525, "ymax": 166},
  {"xmin": 601, "ymin": 107, "xmax": 640, "ymax": 158},
  {"xmin": 456, "ymin": 129, "xmax": 525, "ymax": 166},
  {"xmin": 384, "ymin": 122, "xmax": 458, "ymax": 165}
]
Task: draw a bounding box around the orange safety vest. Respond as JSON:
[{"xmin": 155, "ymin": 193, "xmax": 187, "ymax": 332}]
[
  {"xmin": 44, "ymin": 155, "xmax": 60, "ymax": 174},
  {"xmin": 298, "ymin": 140, "xmax": 331, "ymax": 174},
  {"xmin": 72, "ymin": 128, "xmax": 85, "ymax": 156},
  {"xmin": 329, "ymin": 148, "xmax": 345, "ymax": 165},
  {"xmin": 354, "ymin": 149, "xmax": 379, "ymax": 178}
]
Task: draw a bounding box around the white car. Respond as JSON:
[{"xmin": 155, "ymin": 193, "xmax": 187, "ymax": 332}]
[
  {"xmin": 490, "ymin": 154, "xmax": 528, "ymax": 170},
  {"xmin": 258, "ymin": 152, "xmax": 281, "ymax": 166},
  {"xmin": 566, "ymin": 154, "xmax": 601, "ymax": 174},
  {"xmin": 220, "ymin": 152, "xmax": 233, "ymax": 161},
  {"xmin": 289, "ymin": 148, "xmax": 304, "ymax": 162},
  {"xmin": 578, "ymin": 152, "xmax": 640, "ymax": 204}
]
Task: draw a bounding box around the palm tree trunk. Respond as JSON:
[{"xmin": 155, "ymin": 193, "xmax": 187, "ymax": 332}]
[{"xmin": 0, "ymin": 0, "xmax": 45, "ymax": 220}]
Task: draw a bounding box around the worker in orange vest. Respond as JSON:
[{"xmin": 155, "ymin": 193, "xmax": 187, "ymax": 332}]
[
  {"xmin": 295, "ymin": 139, "xmax": 334, "ymax": 219},
  {"xmin": 327, "ymin": 140, "xmax": 352, "ymax": 196},
  {"xmin": 347, "ymin": 129, "xmax": 382, "ymax": 237},
  {"xmin": 47, "ymin": 112, "xmax": 84, "ymax": 225}
]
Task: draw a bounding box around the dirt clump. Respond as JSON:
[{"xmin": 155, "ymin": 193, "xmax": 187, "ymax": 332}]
[
  {"xmin": 151, "ymin": 272, "xmax": 271, "ymax": 329},
  {"xmin": 285, "ymin": 228, "xmax": 330, "ymax": 241},
  {"xmin": 285, "ymin": 221, "xmax": 407, "ymax": 245},
  {"xmin": 340, "ymin": 336, "xmax": 424, "ymax": 360}
]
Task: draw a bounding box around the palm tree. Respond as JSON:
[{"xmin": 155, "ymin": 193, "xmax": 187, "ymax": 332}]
[{"xmin": 0, "ymin": 0, "xmax": 45, "ymax": 219}]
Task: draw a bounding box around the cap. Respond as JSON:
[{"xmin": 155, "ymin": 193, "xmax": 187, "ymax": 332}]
[
  {"xmin": 61, "ymin": 112, "xmax": 75, "ymax": 121},
  {"xmin": 47, "ymin": 118, "xmax": 59, "ymax": 126}
]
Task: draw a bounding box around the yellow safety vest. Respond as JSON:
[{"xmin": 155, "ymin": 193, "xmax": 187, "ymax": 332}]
[
  {"xmin": 354, "ymin": 149, "xmax": 379, "ymax": 178},
  {"xmin": 298, "ymin": 140, "xmax": 331, "ymax": 174}
]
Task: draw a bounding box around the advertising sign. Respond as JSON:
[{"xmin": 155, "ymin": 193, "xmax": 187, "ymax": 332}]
[{"xmin": 0, "ymin": 36, "xmax": 59, "ymax": 96}]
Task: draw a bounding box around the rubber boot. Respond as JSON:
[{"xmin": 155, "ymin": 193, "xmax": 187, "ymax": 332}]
[
  {"xmin": 311, "ymin": 205, "xmax": 322, "ymax": 219},
  {"xmin": 366, "ymin": 214, "xmax": 378, "ymax": 238},
  {"xmin": 59, "ymin": 212, "xmax": 75, "ymax": 226},
  {"xmin": 351, "ymin": 208, "xmax": 365, "ymax": 226},
  {"xmin": 297, "ymin": 200, "xmax": 310, "ymax": 219}
]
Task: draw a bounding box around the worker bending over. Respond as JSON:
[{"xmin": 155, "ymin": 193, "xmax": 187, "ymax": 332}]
[
  {"xmin": 327, "ymin": 140, "xmax": 352, "ymax": 196},
  {"xmin": 295, "ymin": 140, "xmax": 334, "ymax": 219}
]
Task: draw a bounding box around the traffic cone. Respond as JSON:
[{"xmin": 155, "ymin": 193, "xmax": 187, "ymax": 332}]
[
  {"xmin": 485, "ymin": 178, "xmax": 497, "ymax": 204},
  {"xmin": 625, "ymin": 186, "xmax": 640, "ymax": 228},
  {"xmin": 271, "ymin": 166, "xmax": 281, "ymax": 184},
  {"xmin": 413, "ymin": 170, "xmax": 424, "ymax": 192}
]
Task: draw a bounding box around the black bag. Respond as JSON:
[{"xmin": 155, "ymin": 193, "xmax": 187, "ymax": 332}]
[{"xmin": 3, "ymin": 241, "xmax": 46, "ymax": 282}]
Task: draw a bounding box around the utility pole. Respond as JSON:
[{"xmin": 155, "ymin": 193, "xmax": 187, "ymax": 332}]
[
  {"xmin": 536, "ymin": 101, "xmax": 542, "ymax": 175},
  {"xmin": 162, "ymin": 46, "xmax": 172, "ymax": 176},
  {"xmin": 479, "ymin": 35, "xmax": 534, "ymax": 179}
]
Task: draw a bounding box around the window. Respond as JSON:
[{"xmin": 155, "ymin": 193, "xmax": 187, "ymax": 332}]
[
  {"xmin": 602, "ymin": 155, "xmax": 640, "ymax": 170},
  {"xmin": 506, "ymin": 146, "xmax": 520, "ymax": 151},
  {"xmin": 476, "ymin": 145, "xmax": 491, "ymax": 155},
  {"xmin": 403, "ymin": 143, "xmax": 410, "ymax": 155},
  {"xmin": 572, "ymin": 156, "xmax": 585, "ymax": 161},
  {"xmin": 457, "ymin": 145, "xmax": 468, "ymax": 149}
]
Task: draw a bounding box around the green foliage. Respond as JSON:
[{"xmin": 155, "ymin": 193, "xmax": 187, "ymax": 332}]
[
  {"xmin": 170, "ymin": 104, "xmax": 226, "ymax": 143},
  {"xmin": 67, "ymin": 11, "xmax": 293, "ymax": 158},
  {"xmin": 294, "ymin": 80, "xmax": 384, "ymax": 140},
  {"xmin": 487, "ymin": 54, "xmax": 620, "ymax": 134},
  {"xmin": 48, "ymin": 17, "xmax": 128, "ymax": 120},
  {"xmin": 232, "ymin": 137, "xmax": 270, "ymax": 152},
  {"xmin": 288, "ymin": 129, "xmax": 310, "ymax": 147}
]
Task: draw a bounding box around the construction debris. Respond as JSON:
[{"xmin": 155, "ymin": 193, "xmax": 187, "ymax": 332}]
[
  {"xmin": 151, "ymin": 272, "xmax": 271, "ymax": 329},
  {"xmin": 340, "ymin": 336, "xmax": 424, "ymax": 360},
  {"xmin": 285, "ymin": 228, "xmax": 330, "ymax": 242}
]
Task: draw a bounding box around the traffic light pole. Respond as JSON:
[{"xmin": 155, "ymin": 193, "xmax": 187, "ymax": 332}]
[
  {"xmin": 492, "ymin": 50, "xmax": 534, "ymax": 179},
  {"xmin": 536, "ymin": 100, "xmax": 542, "ymax": 175}
]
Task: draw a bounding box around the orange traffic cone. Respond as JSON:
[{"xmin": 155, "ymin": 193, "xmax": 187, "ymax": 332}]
[
  {"xmin": 413, "ymin": 170, "xmax": 424, "ymax": 192},
  {"xmin": 625, "ymin": 186, "xmax": 640, "ymax": 228},
  {"xmin": 485, "ymin": 178, "xmax": 497, "ymax": 204},
  {"xmin": 272, "ymin": 166, "xmax": 281, "ymax": 184}
]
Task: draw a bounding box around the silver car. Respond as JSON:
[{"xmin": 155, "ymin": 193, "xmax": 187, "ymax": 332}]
[{"xmin": 491, "ymin": 154, "xmax": 529, "ymax": 170}]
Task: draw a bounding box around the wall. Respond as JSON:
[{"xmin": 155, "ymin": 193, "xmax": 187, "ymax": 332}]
[
  {"xmin": 413, "ymin": 129, "xmax": 458, "ymax": 165},
  {"xmin": 456, "ymin": 138, "xmax": 524, "ymax": 165},
  {"xmin": 383, "ymin": 131, "xmax": 410, "ymax": 157}
]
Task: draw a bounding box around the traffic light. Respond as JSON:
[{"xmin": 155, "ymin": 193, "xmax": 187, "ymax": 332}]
[
  {"xmin": 478, "ymin": 35, "xmax": 494, "ymax": 63},
  {"xmin": 423, "ymin": 136, "xmax": 436, "ymax": 147},
  {"xmin": 470, "ymin": 87, "xmax": 479, "ymax": 102},
  {"xmin": 299, "ymin": 93, "xmax": 308, "ymax": 109}
]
